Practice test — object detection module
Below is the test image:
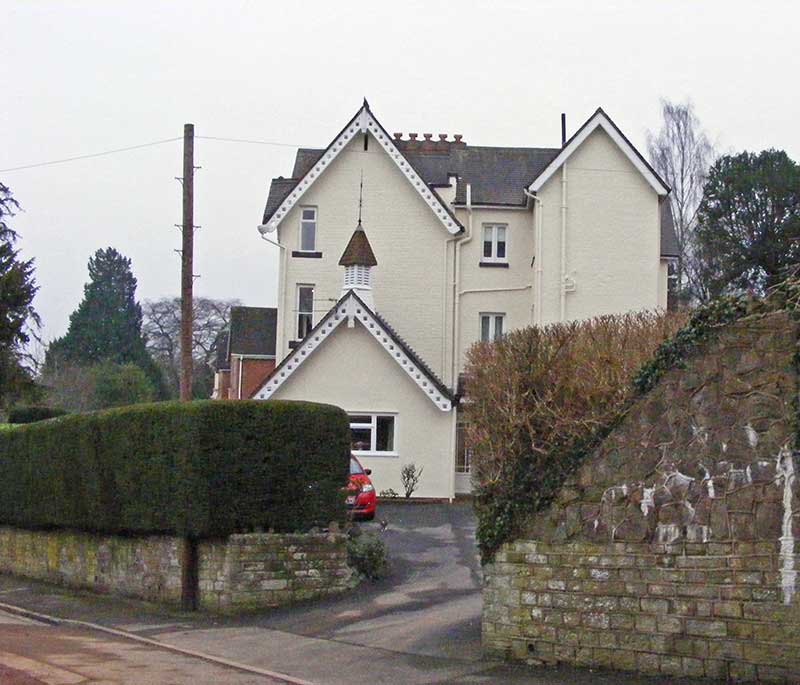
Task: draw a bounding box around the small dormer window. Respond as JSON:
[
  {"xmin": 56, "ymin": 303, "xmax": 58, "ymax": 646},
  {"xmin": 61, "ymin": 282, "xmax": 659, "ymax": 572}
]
[
  {"xmin": 482, "ymin": 224, "xmax": 507, "ymax": 263},
  {"xmin": 300, "ymin": 207, "xmax": 317, "ymax": 252}
]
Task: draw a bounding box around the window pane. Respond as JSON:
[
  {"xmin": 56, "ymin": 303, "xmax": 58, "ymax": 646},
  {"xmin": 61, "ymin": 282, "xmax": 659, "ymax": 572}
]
[
  {"xmin": 302, "ymin": 208, "xmax": 316, "ymax": 220},
  {"xmin": 349, "ymin": 458, "xmax": 364, "ymax": 475},
  {"xmin": 298, "ymin": 286, "xmax": 313, "ymax": 313},
  {"xmin": 349, "ymin": 415, "xmax": 371, "ymax": 425},
  {"xmin": 496, "ymin": 226, "xmax": 506, "ymax": 259},
  {"xmin": 298, "ymin": 312, "xmax": 312, "ymax": 338},
  {"xmin": 494, "ymin": 316, "xmax": 504, "ymax": 339},
  {"xmin": 351, "ymin": 428, "xmax": 372, "ymax": 451},
  {"xmin": 376, "ymin": 416, "xmax": 395, "ymax": 452},
  {"xmin": 480, "ymin": 315, "xmax": 490, "ymax": 342},
  {"xmin": 483, "ymin": 226, "xmax": 494, "ymax": 258},
  {"xmin": 300, "ymin": 221, "xmax": 316, "ymax": 251}
]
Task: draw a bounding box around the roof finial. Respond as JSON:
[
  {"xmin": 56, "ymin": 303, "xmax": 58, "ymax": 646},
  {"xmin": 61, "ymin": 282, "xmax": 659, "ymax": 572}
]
[
  {"xmin": 357, "ymin": 170, "xmax": 364, "ymax": 226},
  {"xmin": 363, "ymin": 97, "xmax": 370, "ymax": 110}
]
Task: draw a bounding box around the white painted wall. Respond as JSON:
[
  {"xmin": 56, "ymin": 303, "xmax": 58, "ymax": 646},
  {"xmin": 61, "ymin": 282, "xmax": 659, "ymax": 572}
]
[
  {"xmin": 271, "ymin": 321, "xmax": 455, "ymax": 499},
  {"xmin": 536, "ymin": 127, "xmax": 662, "ymax": 324},
  {"xmin": 277, "ymin": 134, "xmax": 451, "ymax": 380}
]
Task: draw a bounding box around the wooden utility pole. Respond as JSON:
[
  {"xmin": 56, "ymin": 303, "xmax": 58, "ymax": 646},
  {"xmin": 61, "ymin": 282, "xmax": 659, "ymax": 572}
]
[{"xmin": 180, "ymin": 123, "xmax": 194, "ymax": 402}]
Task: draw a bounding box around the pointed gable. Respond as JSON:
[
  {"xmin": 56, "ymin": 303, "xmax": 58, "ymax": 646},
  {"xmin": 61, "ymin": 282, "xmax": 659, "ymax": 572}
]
[
  {"xmin": 251, "ymin": 291, "xmax": 454, "ymax": 411},
  {"xmin": 260, "ymin": 101, "xmax": 463, "ymax": 235},
  {"xmin": 529, "ymin": 108, "xmax": 670, "ymax": 196}
]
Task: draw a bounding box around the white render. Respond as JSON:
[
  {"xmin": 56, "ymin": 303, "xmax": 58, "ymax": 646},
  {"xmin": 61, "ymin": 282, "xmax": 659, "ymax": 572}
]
[{"xmin": 255, "ymin": 103, "xmax": 675, "ymax": 499}]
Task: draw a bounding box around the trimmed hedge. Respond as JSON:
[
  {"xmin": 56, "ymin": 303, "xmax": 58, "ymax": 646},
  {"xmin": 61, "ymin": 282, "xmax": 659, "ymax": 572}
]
[
  {"xmin": 0, "ymin": 400, "xmax": 350, "ymax": 537},
  {"xmin": 7, "ymin": 406, "xmax": 68, "ymax": 424}
]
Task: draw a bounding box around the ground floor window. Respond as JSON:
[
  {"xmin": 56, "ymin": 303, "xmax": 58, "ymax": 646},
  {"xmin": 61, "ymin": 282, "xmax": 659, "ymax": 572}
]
[
  {"xmin": 456, "ymin": 423, "xmax": 473, "ymax": 473},
  {"xmin": 349, "ymin": 413, "xmax": 396, "ymax": 455},
  {"xmin": 480, "ymin": 312, "xmax": 505, "ymax": 342}
]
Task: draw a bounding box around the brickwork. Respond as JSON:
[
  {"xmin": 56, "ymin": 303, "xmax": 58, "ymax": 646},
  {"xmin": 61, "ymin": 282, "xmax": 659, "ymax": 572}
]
[
  {"xmin": 0, "ymin": 528, "xmax": 353, "ymax": 612},
  {"xmin": 483, "ymin": 311, "xmax": 800, "ymax": 682},
  {"xmin": 198, "ymin": 532, "xmax": 355, "ymax": 612}
]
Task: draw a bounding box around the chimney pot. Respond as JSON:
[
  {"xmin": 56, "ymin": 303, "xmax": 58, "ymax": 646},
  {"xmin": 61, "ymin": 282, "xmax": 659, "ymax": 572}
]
[
  {"xmin": 408, "ymin": 132, "xmax": 418, "ymax": 140},
  {"xmin": 423, "ymin": 133, "xmax": 433, "ymax": 141},
  {"xmin": 454, "ymin": 134, "xmax": 463, "ymax": 143},
  {"xmin": 438, "ymin": 133, "xmax": 448, "ymax": 141},
  {"xmin": 393, "ymin": 132, "xmax": 403, "ymax": 140}
]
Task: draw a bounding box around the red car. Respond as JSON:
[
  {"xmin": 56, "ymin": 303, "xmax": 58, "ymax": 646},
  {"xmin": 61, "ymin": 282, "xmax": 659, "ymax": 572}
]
[{"xmin": 346, "ymin": 455, "xmax": 376, "ymax": 520}]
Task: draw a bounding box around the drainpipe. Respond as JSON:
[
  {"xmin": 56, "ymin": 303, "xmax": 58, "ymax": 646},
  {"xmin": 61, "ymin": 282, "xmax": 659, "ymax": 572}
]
[
  {"xmin": 560, "ymin": 163, "xmax": 568, "ymax": 321},
  {"xmin": 523, "ymin": 189, "xmax": 543, "ymax": 326},
  {"xmin": 259, "ymin": 231, "xmax": 287, "ymax": 359},
  {"xmin": 451, "ymin": 184, "xmax": 474, "ymax": 389}
]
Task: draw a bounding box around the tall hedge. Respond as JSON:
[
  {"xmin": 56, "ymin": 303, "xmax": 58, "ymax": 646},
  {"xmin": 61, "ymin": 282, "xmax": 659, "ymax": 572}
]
[{"xmin": 0, "ymin": 400, "xmax": 350, "ymax": 537}]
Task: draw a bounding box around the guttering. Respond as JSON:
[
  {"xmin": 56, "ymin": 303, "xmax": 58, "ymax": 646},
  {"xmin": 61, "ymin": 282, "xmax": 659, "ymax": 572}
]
[
  {"xmin": 259, "ymin": 232, "xmax": 288, "ymax": 359},
  {"xmin": 560, "ymin": 163, "xmax": 568, "ymax": 321},
  {"xmin": 523, "ymin": 188, "xmax": 543, "ymax": 326},
  {"xmin": 451, "ymin": 184, "xmax": 475, "ymax": 388}
]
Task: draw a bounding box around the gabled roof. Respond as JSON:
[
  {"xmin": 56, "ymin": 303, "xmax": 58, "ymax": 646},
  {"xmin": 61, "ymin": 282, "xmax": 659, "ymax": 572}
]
[
  {"xmin": 229, "ymin": 306, "xmax": 277, "ymax": 357},
  {"xmin": 339, "ymin": 223, "xmax": 377, "ymax": 266},
  {"xmin": 251, "ymin": 291, "xmax": 454, "ymax": 411},
  {"xmin": 528, "ymin": 108, "xmax": 670, "ymax": 196},
  {"xmin": 261, "ymin": 101, "xmax": 463, "ymax": 235}
]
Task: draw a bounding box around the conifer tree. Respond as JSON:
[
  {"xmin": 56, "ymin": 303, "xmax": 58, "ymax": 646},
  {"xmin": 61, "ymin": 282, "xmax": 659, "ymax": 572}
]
[{"xmin": 47, "ymin": 248, "xmax": 164, "ymax": 395}]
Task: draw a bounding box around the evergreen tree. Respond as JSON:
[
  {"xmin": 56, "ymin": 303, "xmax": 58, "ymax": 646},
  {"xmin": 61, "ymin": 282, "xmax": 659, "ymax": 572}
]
[
  {"xmin": 695, "ymin": 150, "xmax": 800, "ymax": 296},
  {"xmin": 47, "ymin": 248, "xmax": 164, "ymax": 396},
  {"xmin": 0, "ymin": 182, "xmax": 39, "ymax": 409}
]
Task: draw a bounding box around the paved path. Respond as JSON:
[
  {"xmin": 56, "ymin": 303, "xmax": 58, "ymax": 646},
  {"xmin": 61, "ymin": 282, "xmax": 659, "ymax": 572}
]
[
  {"xmin": 0, "ymin": 504, "xmax": 708, "ymax": 683},
  {"xmin": 0, "ymin": 609, "xmax": 281, "ymax": 684}
]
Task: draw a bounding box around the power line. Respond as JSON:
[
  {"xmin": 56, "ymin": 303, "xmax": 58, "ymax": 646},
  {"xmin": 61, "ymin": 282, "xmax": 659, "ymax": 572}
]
[
  {"xmin": 0, "ymin": 134, "xmax": 312, "ymax": 174},
  {"xmin": 0, "ymin": 137, "xmax": 183, "ymax": 173},
  {"xmin": 196, "ymin": 135, "xmax": 303, "ymax": 148}
]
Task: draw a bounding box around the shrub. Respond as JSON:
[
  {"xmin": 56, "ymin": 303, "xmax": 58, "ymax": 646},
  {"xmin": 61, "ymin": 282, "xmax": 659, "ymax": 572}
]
[
  {"xmin": 0, "ymin": 400, "xmax": 350, "ymax": 537},
  {"xmin": 400, "ymin": 463, "xmax": 423, "ymax": 498},
  {"xmin": 463, "ymin": 311, "xmax": 686, "ymax": 562},
  {"xmin": 7, "ymin": 405, "xmax": 68, "ymax": 424},
  {"xmin": 347, "ymin": 533, "xmax": 388, "ymax": 580},
  {"xmin": 89, "ymin": 361, "xmax": 156, "ymax": 409},
  {"xmin": 378, "ymin": 488, "xmax": 399, "ymax": 499}
]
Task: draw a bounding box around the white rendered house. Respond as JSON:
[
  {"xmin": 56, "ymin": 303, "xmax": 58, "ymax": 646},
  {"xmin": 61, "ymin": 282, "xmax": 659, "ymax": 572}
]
[{"xmin": 253, "ymin": 100, "xmax": 677, "ymax": 498}]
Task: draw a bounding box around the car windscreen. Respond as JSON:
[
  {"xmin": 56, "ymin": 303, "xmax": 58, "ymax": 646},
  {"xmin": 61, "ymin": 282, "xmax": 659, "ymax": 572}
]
[{"xmin": 349, "ymin": 458, "xmax": 364, "ymax": 475}]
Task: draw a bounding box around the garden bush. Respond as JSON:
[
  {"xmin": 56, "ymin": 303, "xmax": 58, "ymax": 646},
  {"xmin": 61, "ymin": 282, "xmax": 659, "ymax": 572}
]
[
  {"xmin": 0, "ymin": 400, "xmax": 350, "ymax": 537},
  {"xmin": 347, "ymin": 533, "xmax": 388, "ymax": 580},
  {"xmin": 7, "ymin": 405, "xmax": 68, "ymax": 424},
  {"xmin": 463, "ymin": 311, "xmax": 686, "ymax": 562}
]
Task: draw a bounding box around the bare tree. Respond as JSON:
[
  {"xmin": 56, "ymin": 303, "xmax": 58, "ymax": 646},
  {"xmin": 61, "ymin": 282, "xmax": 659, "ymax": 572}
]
[
  {"xmin": 142, "ymin": 297, "xmax": 239, "ymax": 398},
  {"xmin": 647, "ymin": 100, "xmax": 716, "ymax": 303}
]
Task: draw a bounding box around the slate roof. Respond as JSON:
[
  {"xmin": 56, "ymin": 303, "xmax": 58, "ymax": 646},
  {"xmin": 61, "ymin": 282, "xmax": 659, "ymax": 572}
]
[
  {"xmin": 660, "ymin": 200, "xmax": 680, "ymax": 258},
  {"xmin": 228, "ymin": 306, "xmax": 277, "ymax": 357},
  {"xmin": 339, "ymin": 223, "xmax": 378, "ymax": 266},
  {"xmin": 262, "ymin": 116, "xmax": 676, "ymax": 255}
]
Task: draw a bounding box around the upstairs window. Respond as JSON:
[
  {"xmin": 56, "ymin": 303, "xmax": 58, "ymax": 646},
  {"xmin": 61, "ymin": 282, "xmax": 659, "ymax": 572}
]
[
  {"xmin": 480, "ymin": 313, "xmax": 505, "ymax": 342},
  {"xmin": 297, "ymin": 284, "xmax": 314, "ymax": 339},
  {"xmin": 482, "ymin": 224, "xmax": 507, "ymax": 263},
  {"xmin": 299, "ymin": 207, "xmax": 317, "ymax": 252}
]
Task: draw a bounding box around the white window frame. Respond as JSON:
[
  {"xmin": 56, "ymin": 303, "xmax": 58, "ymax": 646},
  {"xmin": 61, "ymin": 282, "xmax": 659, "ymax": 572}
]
[
  {"xmin": 479, "ymin": 312, "xmax": 506, "ymax": 342},
  {"xmin": 296, "ymin": 284, "xmax": 314, "ymax": 339},
  {"xmin": 349, "ymin": 412, "xmax": 398, "ymax": 457},
  {"xmin": 481, "ymin": 223, "xmax": 508, "ymax": 263},
  {"xmin": 456, "ymin": 423, "xmax": 473, "ymax": 474},
  {"xmin": 299, "ymin": 207, "xmax": 317, "ymax": 252}
]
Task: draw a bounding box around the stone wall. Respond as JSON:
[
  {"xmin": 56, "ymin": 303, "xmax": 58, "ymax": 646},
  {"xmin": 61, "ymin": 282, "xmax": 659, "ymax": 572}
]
[
  {"xmin": 0, "ymin": 528, "xmax": 353, "ymax": 612},
  {"xmin": 483, "ymin": 311, "xmax": 800, "ymax": 682},
  {"xmin": 0, "ymin": 527, "xmax": 184, "ymax": 603},
  {"xmin": 199, "ymin": 532, "xmax": 354, "ymax": 612}
]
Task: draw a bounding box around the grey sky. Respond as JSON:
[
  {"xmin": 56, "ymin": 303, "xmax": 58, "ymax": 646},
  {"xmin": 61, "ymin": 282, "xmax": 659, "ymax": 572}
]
[{"xmin": 3, "ymin": 0, "xmax": 798, "ymax": 344}]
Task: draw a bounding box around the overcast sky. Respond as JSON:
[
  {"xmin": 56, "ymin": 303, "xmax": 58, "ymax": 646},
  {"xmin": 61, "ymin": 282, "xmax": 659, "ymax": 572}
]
[{"xmin": 3, "ymin": 0, "xmax": 799, "ymax": 344}]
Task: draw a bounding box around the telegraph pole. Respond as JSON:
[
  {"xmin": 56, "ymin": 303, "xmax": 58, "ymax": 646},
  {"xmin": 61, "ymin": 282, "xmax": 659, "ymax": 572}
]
[{"xmin": 180, "ymin": 123, "xmax": 194, "ymax": 402}]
